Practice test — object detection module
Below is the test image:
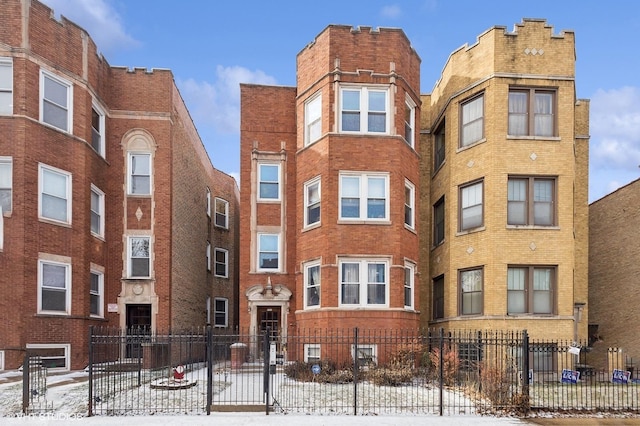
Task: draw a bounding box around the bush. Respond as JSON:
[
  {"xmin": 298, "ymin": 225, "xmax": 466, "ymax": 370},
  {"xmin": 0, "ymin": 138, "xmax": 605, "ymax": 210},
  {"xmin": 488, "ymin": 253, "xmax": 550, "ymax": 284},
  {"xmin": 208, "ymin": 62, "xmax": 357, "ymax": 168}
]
[
  {"xmin": 284, "ymin": 360, "xmax": 353, "ymax": 383},
  {"xmin": 429, "ymin": 344, "xmax": 459, "ymax": 386},
  {"xmin": 365, "ymin": 365, "xmax": 414, "ymax": 386}
]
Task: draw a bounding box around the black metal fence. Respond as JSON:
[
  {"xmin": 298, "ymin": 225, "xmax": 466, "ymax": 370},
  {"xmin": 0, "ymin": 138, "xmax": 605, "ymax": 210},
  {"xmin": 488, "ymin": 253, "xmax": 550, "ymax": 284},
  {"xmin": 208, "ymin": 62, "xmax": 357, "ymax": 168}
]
[
  {"xmin": 22, "ymin": 355, "xmax": 53, "ymax": 414},
  {"xmin": 87, "ymin": 326, "xmax": 640, "ymax": 416}
]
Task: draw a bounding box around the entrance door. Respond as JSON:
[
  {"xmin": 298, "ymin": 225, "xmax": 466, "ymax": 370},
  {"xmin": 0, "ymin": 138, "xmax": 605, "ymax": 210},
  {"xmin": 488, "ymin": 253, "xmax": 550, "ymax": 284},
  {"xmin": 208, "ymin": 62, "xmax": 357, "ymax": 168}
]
[
  {"xmin": 125, "ymin": 304, "xmax": 151, "ymax": 358},
  {"xmin": 257, "ymin": 306, "xmax": 280, "ymax": 339}
]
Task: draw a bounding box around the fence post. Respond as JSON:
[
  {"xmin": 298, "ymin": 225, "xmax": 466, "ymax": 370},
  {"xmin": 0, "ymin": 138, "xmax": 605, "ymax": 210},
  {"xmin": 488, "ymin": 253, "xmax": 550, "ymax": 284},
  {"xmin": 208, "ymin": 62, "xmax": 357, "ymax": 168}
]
[
  {"xmin": 353, "ymin": 327, "xmax": 359, "ymax": 416},
  {"xmin": 522, "ymin": 329, "xmax": 530, "ymax": 414},
  {"xmin": 206, "ymin": 325, "xmax": 213, "ymax": 415},
  {"xmin": 22, "ymin": 353, "xmax": 29, "ymax": 414},
  {"xmin": 263, "ymin": 327, "xmax": 270, "ymax": 415},
  {"xmin": 88, "ymin": 326, "xmax": 93, "ymax": 417},
  {"xmin": 439, "ymin": 327, "xmax": 444, "ymax": 416}
]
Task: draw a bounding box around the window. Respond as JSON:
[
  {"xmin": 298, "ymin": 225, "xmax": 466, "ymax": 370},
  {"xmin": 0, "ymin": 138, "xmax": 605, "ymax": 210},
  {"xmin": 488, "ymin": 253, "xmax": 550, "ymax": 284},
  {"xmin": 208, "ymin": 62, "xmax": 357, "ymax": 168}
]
[
  {"xmin": 304, "ymin": 178, "xmax": 320, "ymax": 227},
  {"xmin": 352, "ymin": 344, "xmax": 377, "ymax": 366},
  {"xmin": 339, "ymin": 258, "xmax": 388, "ymax": 307},
  {"xmin": 39, "ymin": 164, "xmax": 71, "ymax": 224},
  {"xmin": 305, "ymin": 93, "xmax": 322, "ymax": 145},
  {"xmin": 128, "ymin": 153, "xmax": 151, "ymax": 195},
  {"xmin": 340, "ymin": 86, "xmax": 389, "ymax": 134},
  {"xmin": 304, "ymin": 344, "xmax": 321, "ymax": 363},
  {"xmin": 460, "ymin": 94, "xmax": 484, "ymax": 147},
  {"xmin": 404, "ymin": 262, "xmax": 415, "ymax": 309},
  {"xmin": 404, "ymin": 95, "xmax": 416, "ymax": 147},
  {"xmin": 0, "ymin": 58, "xmax": 12, "ymax": 115},
  {"xmin": 257, "ymin": 233, "xmax": 279, "ymax": 271},
  {"xmin": 508, "ymin": 88, "xmax": 556, "ymax": 137},
  {"xmin": 90, "ymin": 270, "xmax": 104, "ymax": 317},
  {"xmin": 304, "ymin": 261, "xmax": 320, "ymax": 308},
  {"xmin": 530, "ymin": 343, "xmax": 556, "ymax": 372},
  {"xmin": 339, "ymin": 173, "xmax": 389, "ymax": 221},
  {"xmin": 90, "ymin": 185, "xmax": 104, "ymax": 237},
  {"xmin": 507, "ymin": 177, "xmax": 556, "ymax": 226},
  {"xmin": 459, "ymin": 180, "xmax": 483, "ymax": 231},
  {"xmin": 214, "ymin": 198, "xmax": 229, "ymax": 228},
  {"xmin": 434, "ymin": 121, "xmax": 445, "ymax": 170},
  {"xmin": 507, "ymin": 266, "xmax": 555, "ymax": 314},
  {"xmin": 433, "ymin": 275, "xmax": 444, "ymax": 320},
  {"xmin": 459, "ymin": 268, "xmax": 482, "ymax": 315},
  {"xmin": 26, "ymin": 344, "xmax": 70, "ymax": 371},
  {"xmin": 213, "ymin": 298, "xmax": 228, "ymax": 327},
  {"xmin": 404, "ymin": 180, "xmax": 415, "ymax": 229},
  {"xmin": 40, "ymin": 70, "xmax": 72, "ymax": 132},
  {"xmin": 214, "ymin": 248, "xmax": 228, "ymax": 278},
  {"xmin": 128, "ymin": 236, "xmax": 151, "ymax": 278},
  {"xmin": 0, "ymin": 157, "xmax": 12, "ymax": 214},
  {"xmin": 206, "ymin": 242, "xmax": 211, "ymax": 271},
  {"xmin": 38, "ymin": 259, "xmax": 71, "ymax": 315},
  {"xmin": 433, "ymin": 196, "xmax": 445, "ymax": 245},
  {"xmin": 258, "ymin": 163, "xmax": 280, "ymax": 201},
  {"xmin": 91, "ymin": 102, "xmax": 105, "ymax": 156},
  {"xmin": 206, "ymin": 188, "xmax": 211, "ymax": 217}
]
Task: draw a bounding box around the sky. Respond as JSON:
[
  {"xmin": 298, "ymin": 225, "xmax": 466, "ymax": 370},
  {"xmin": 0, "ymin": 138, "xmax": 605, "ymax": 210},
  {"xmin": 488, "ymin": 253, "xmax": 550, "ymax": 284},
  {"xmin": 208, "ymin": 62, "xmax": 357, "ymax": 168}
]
[{"xmin": 38, "ymin": 0, "xmax": 640, "ymax": 203}]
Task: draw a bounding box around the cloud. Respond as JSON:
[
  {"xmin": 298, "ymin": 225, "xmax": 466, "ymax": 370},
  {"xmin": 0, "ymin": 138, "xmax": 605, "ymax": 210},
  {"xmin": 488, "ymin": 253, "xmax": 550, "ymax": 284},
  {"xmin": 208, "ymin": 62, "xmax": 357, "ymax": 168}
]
[
  {"xmin": 590, "ymin": 86, "xmax": 640, "ymax": 171},
  {"xmin": 380, "ymin": 5, "xmax": 402, "ymax": 19},
  {"xmin": 177, "ymin": 66, "xmax": 277, "ymax": 135},
  {"xmin": 41, "ymin": 0, "xmax": 140, "ymax": 54}
]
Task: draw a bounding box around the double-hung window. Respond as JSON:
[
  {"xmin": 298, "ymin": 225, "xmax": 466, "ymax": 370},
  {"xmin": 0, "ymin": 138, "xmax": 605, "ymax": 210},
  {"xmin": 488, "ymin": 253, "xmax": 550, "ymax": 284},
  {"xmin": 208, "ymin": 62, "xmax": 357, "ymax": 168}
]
[
  {"xmin": 339, "ymin": 173, "xmax": 389, "ymax": 221},
  {"xmin": 91, "ymin": 102, "xmax": 105, "ymax": 156},
  {"xmin": 304, "ymin": 261, "xmax": 320, "ymax": 308},
  {"xmin": 433, "ymin": 275, "xmax": 444, "ymax": 320},
  {"xmin": 38, "ymin": 258, "xmax": 71, "ymax": 315},
  {"xmin": 128, "ymin": 153, "xmax": 151, "ymax": 195},
  {"xmin": 404, "ymin": 262, "xmax": 415, "ymax": 309},
  {"xmin": 305, "ymin": 93, "xmax": 322, "ymax": 145},
  {"xmin": 206, "ymin": 242, "xmax": 211, "ymax": 271},
  {"xmin": 206, "ymin": 188, "xmax": 211, "ymax": 217},
  {"xmin": 340, "ymin": 86, "xmax": 388, "ymax": 134},
  {"xmin": 434, "ymin": 121, "xmax": 445, "ymax": 170},
  {"xmin": 214, "ymin": 198, "xmax": 229, "ymax": 228},
  {"xmin": 459, "ymin": 267, "xmax": 483, "ymax": 315},
  {"xmin": 39, "ymin": 164, "xmax": 71, "ymax": 224},
  {"xmin": 40, "ymin": 70, "xmax": 73, "ymax": 132},
  {"xmin": 404, "ymin": 95, "xmax": 416, "ymax": 147},
  {"xmin": 404, "ymin": 180, "xmax": 415, "ymax": 229},
  {"xmin": 0, "ymin": 157, "xmax": 12, "ymax": 214},
  {"xmin": 258, "ymin": 163, "xmax": 280, "ymax": 201},
  {"xmin": 339, "ymin": 258, "xmax": 388, "ymax": 307},
  {"xmin": 257, "ymin": 233, "xmax": 280, "ymax": 271},
  {"xmin": 128, "ymin": 236, "xmax": 151, "ymax": 278},
  {"xmin": 304, "ymin": 344, "xmax": 321, "ymax": 363},
  {"xmin": 508, "ymin": 88, "xmax": 556, "ymax": 137},
  {"xmin": 460, "ymin": 94, "xmax": 484, "ymax": 147},
  {"xmin": 507, "ymin": 266, "xmax": 555, "ymax": 314},
  {"xmin": 214, "ymin": 248, "xmax": 228, "ymax": 278},
  {"xmin": 213, "ymin": 297, "xmax": 228, "ymax": 327},
  {"xmin": 304, "ymin": 178, "xmax": 321, "ymax": 227},
  {"xmin": 90, "ymin": 185, "xmax": 104, "ymax": 237},
  {"xmin": 459, "ymin": 180, "xmax": 483, "ymax": 231},
  {"xmin": 90, "ymin": 269, "xmax": 104, "ymax": 317},
  {"xmin": 508, "ymin": 177, "xmax": 556, "ymax": 226},
  {"xmin": 433, "ymin": 196, "xmax": 445, "ymax": 245},
  {"xmin": 0, "ymin": 58, "xmax": 12, "ymax": 115}
]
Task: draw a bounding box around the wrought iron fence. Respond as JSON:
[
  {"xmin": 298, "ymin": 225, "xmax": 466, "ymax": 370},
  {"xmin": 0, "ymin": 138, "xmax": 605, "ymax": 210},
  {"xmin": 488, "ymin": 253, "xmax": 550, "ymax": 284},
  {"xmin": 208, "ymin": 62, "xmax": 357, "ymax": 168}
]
[{"xmin": 22, "ymin": 355, "xmax": 53, "ymax": 414}]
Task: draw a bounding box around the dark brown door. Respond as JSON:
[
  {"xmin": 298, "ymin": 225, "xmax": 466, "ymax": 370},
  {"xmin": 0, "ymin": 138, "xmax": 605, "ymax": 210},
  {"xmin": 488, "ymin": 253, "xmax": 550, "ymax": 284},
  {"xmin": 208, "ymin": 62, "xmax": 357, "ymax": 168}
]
[
  {"xmin": 257, "ymin": 306, "xmax": 280, "ymax": 341},
  {"xmin": 126, "ymin": 304, "xmax": 151, "ymax": 358}
]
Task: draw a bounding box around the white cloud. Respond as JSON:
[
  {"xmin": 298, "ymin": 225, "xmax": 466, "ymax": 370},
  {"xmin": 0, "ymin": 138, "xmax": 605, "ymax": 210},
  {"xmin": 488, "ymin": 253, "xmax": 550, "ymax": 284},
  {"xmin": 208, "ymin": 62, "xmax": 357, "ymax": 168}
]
[
  {"xmin": 380, "ymin": 5, "xmax": 402, "ymax": 19},
  {"xmin": 41, "ymin": 0, "xmax": 140, "ymax": 54},
  {"xmin": 177, "ymin": 66, "xmax": 277, "ymax": 135}
]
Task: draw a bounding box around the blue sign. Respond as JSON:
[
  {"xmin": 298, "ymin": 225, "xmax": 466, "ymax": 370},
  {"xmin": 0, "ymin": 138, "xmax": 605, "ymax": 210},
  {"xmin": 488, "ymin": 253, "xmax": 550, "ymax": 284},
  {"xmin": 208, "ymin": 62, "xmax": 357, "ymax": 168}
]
[
  {"xmin": 311, "ymin": 364, "xmax": 321, "ymax": 375},
  {"xmin": 612, "ymin": 369, "xmax": 631, "ymax": 384},
  {"xmin": 561, "ymin": 369, "xmax": 580, "ymax": 384}
]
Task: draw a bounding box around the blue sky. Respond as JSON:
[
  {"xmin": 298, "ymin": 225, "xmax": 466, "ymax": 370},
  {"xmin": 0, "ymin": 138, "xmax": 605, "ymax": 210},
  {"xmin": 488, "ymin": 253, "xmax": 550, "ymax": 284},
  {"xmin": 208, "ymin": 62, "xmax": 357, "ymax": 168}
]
[{"xmin": 41, "ymin": 0, "xmax": 640, "ymax": 203}]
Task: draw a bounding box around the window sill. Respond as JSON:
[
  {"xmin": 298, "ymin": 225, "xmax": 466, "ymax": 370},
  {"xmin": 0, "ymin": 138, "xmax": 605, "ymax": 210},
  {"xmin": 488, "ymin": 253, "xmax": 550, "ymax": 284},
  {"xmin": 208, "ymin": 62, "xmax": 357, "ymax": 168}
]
[
  {"xmin": 257, "ymin": 198, "xmax": 281, "ymax": 204},
  {"xmin": 302, "ymin": 222, "xmax": 321, "ymax": 233},
  {"xmin": 506, "ymin": 135, "xmax": 561, "ymax": 142},
  {"xmin": 38, "ymin": 217, "xmax": 72, "ymax": 228},
  {"xmin": 404, "ymin": 224, "xmax": 417, "ymax": 234},
  {"xmin": 126, "ymin": 193, "xmax": 152, "ymax": 198},
  {"xmin": 456, "ymin": 138, "xmax": 487, "ymax": 153},
  {"xmin": 456, "ymin": 226, "xmax": 485, "ymax": 236},
  {"xmin": 337, "ymin": 219, "xmax": 391, "ymax": 225},
  {"xmin": 506, "ymin": 225, "xmax": 560, "ymax": 230}
]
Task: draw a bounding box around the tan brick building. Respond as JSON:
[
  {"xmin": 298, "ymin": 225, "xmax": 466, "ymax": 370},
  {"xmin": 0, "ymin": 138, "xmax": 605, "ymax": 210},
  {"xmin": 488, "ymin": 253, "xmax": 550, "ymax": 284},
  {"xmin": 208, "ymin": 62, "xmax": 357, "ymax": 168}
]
[
  {"xmin": 0, "ymin": 0, "xmax": 239, "ymax": 371},
  {"xmin": 239, "ymin": 19, "xmax": 590, "ymax": 362}
]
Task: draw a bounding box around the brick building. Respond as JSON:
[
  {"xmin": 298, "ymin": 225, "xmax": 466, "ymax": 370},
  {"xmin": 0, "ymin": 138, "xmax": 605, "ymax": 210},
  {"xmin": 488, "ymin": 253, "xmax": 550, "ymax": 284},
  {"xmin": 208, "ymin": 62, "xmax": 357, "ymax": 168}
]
[
  {"xmin": 239, "ymin": 20, "xmax": 589, "ymax": 362},
  {"xmin": 0, "ymin": 0, "xmax": 239, "ymax": 371}
]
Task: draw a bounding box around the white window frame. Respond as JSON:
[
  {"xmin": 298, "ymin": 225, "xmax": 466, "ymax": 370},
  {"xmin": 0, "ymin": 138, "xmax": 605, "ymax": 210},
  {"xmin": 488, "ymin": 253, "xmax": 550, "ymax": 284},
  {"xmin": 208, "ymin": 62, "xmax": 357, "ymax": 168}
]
[
  {"xmin": 38, "ymin": 258, "xmax": 71, "ymax": 315},
  {"xmin": 257, "ymin": 233, "xmax": 280, "ymax": 272},
  {"xmin": 338, "ymin": 258, "xmax": 389, "ymax": 308},
  {"xmin": 351, "ymin": 344, "xmax": 377, "ymax": 366},
  {"xmin": 258, "ymin": 163, "xmax": 280, "ymax": 201},
  {"xmin": 90, "ymin": 184, "xmax": 105, "ymax": 238},
  {"xmin": 404, "ymin": 95, "xmax": 416, "ymax": 148},
  {"xmin": 304, "ymin": 92, "xmax": 322, "ymax": 146},
  {"xmin": 459, "ymin": 180, "xmax": 484, "ymax": 231},
  {"xmin": 40, "ymin": 69, "xmax": 73, "ymax": 133},
  {"xmin": 214, "ymin": 247, "xmax": 228, "ymax": 278},
  {"xmin": 214, "ymin": 197, "xmax": 229, "ymax": 229},
  {"xmin": 404, "ymin": 179, "xmax": 415, "ymax": 230},
  {"xmin": 213, "ymin": 297, "xmax": 228, "ymax": 328},
  {"xmin": 206, "ymin": 297, "xmax": 211, "ymax": 324},
  {"xmin": 339, "ymin": 172, "xmax": 389, "ymax": 221},
  {"xmin": 91, "ymin": 101, "xmax": 106, "ymax": 157},
  {"xmin": 304, "ymin": 177, "xmax": 321, "ymax": 228},
  {"xmin": 304, "ymin": 344, "xmax": 321, "ymax": 363},
  {"xmin": 339, "ymin": 86, "xmax": 390, "ymax": 134},
  {"xmin": 25, "ymin": 344, "xmax": 71, "ymax": 371},
  {"xmin": 38, "ymin": 163, "xmax": 72, "ymax": 225},
  {"xmin": 404, "ymin": 261, "xmax": 415, "ymax": 310},
  {"xmin": 304, "ymin": 260, "xmax": 321, "ymax": 309},
  {"xmin": 127, "ymin": 152, "xmax": 152, "ymax": 196},
  {"xmin": 0, "ymin": 57, "xmax": 13, "ymax": 115},
  {"xmin": 0, "ymin": 350, "xmax": 4, "ymax": 371},
  {"xmin": 128, "ymin": 236, "xmax": 151, "ymax": 279},
  {"xmin": 0, "ymin": 156, "xmax": 12, "ymax": 214},
  {"xmin": 90, "ymin": 269, "xmax": 104, "ymax": 318},
  {"xmin": 206, "ymin": 187, "xmax": 211, "ymax": 217},
  {"xmin": 206, "ymin": 242, "xmax": 211, "ymax": 271},
  {"xmin": 460, "ymin": 94, "xmax": 484, "ymax": 147}
]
